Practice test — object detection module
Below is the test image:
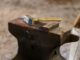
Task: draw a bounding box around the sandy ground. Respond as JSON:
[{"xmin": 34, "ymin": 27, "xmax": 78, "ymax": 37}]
[{"xmin": 0, "ymin": 0, "xmax": 80, "ymax": 60}]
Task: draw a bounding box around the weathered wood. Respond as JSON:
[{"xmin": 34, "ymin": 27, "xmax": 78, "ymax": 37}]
[{"xmin": 73, "ymin": 15, "xmax": 80, "ymax": 28}]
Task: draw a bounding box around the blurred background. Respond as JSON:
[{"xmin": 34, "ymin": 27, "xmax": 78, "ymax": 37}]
[{"xmin": 0, "ymin": 0, "xmax": 80, "ymax": 60}]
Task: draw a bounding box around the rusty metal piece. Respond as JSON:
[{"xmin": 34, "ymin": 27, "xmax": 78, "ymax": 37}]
[
  {"xmin": 8, "ymin": 17, "xmax": 60, "ymax": 60},
  {"xmin": 8, "ymin": 15, "xmax": 80, "ymax": 60}
]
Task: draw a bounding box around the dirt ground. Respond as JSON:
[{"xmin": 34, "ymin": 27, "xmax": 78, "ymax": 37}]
[{"xmin": 0, "ymin": 0, "xmax": 80, "ymax": 60}]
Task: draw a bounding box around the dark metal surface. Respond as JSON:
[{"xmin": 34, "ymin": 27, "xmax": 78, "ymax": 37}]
[{"xmin": 8, "ymin": 19, "xmax": 60, "ymax": 60}]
